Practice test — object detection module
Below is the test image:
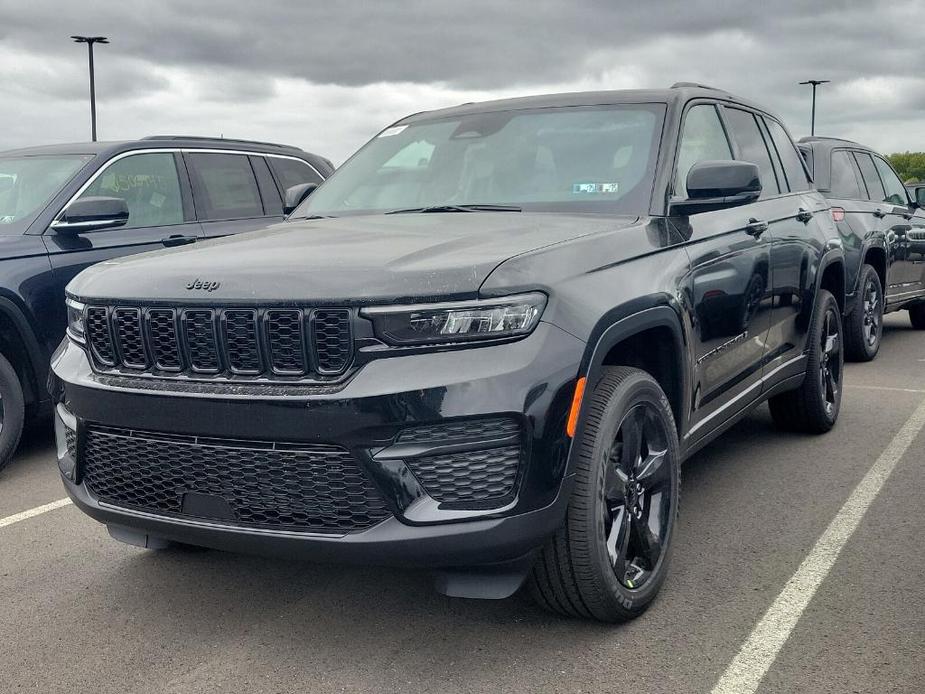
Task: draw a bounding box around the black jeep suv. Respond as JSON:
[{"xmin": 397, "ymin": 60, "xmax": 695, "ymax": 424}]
[
  {"xmin": 51, "ymin": 86, "xmax": 846, "ymax": 622},
  {"xmin": 0, "ymin": 136, "xmax": 332, "ymax": 470},
  {"xmin": 798, "ymin": 137, "xmax": 925, "ymax": 358}
]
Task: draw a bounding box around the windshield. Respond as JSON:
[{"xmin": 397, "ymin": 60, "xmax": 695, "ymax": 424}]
[
  {"xmin": 0, "ymin": 155, "xmax": 93, "ymax": 232},
  {"xmin": 295, "ymin": 104, "xmax": 665, "ymax": 218}
]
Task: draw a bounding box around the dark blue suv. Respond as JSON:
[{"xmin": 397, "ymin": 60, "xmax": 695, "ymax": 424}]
[{"xmin": 0, "ymin": 136, "xmax": 332, "ymax": 471}]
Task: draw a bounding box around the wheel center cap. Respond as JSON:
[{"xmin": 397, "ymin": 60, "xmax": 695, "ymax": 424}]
[{"xmin": 625, "ymin": 477, "xmax": 641, "ymax": 507}]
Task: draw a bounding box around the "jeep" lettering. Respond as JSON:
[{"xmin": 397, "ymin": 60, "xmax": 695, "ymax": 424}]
[{"xmin": 186, "ymin": 279, "xmax": 221, "ymax": 292}]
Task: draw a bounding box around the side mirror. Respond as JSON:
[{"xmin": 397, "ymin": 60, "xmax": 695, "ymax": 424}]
[
  {"xmin": 915, "ymin": 187, "xmax": 925, "ymax": 209},
  {"xmin": 670, "ymin": 160, "xmax": 762, "ymax": 216},
  {"xmin": 51, "ymin": 196, "xmax": 129, "ymax": 234},
  {"xmin": 283, "ymin": 182, "xmax": 318, "ymax": 214}
]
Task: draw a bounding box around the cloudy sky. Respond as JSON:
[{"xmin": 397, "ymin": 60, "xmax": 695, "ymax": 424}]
[{"xmin": 2, "ymin": 0, "xmax": 923, "ymax": 163}]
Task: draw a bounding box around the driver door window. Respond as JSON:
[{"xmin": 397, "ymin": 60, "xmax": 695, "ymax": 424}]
[
  {"xmin": 675, "ymin": 104, "xmax": 733, "ymax": 198},
  {"xmin": 77, "ymin": 153, "xmax": 184, "ymax": 229}
]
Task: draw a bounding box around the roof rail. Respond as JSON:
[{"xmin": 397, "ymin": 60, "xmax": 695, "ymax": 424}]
[
  {"xmin": 141, "ymin": 135, "xmax": 300, "ymax": 151},
  {"xmin": 670, "ymin": 82, "xmax": 727, "ymax": 92},
  {"xmin": 798, "ymin": 136, "xmax": 860, "ymax": 145}
]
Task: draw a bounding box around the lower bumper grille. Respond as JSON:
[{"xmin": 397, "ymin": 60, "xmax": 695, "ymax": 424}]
[
  {"xmin": 82, "ymin": 427, "xmax": 391, "ymax": 533},
  {"xmin": 399, "ymin": 417, "xmax": 524, "ymax": 506}
]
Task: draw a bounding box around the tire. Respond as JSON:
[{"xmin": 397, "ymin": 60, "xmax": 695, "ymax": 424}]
[
  {"xmin": 0, "ymin": 352, "xmax": 24, "ymax": 474},
  {"xmin": 910, "ymin": 303, "xmax": 925, "ymax": 330},
  {"xmin": 528, "ymin": 366, "xmax": 680, "ymax": 622},
  {"xmin": 844, "ymin": 265, "xmax": 883, "ymax": 362},
  {"xmin": 769, "ymin": 289, "xmax": 843, "ymax": 434}
]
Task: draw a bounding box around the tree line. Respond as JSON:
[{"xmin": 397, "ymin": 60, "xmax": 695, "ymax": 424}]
[{"xmin": 888, "ymin": 152, "xmax": 925, "ymax": 183}]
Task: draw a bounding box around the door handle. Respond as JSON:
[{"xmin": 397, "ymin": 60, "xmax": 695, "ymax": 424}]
[
  {"xmin": 745, "ymin": 218, "xmax": 768, "ymax": 238},
  {"xmin": 873, "ymin": 208, "xmax": 887, "ymax": 219},
  {"xmin": 161, "ymin": 234, "xmax": 198, "ymax": 247},
  {"xmin": 796, "ymin": 208, "xmax": 813, "ymax": 223}
]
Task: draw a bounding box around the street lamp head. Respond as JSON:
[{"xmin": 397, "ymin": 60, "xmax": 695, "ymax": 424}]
[
  {"xmin": 71, "ymin": 35, "xmax": 109, "ymax": 44},
  {"xmin": 799, "ymin": 79, "xmax": 831, "ymax": 86}
]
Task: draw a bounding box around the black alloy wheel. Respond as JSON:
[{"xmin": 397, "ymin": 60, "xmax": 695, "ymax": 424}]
[
  {"xmin": 602, "ymin": 405, "xmax": 672, "ymax": 590},
  {"xmin": 818, "ymin": 307, "xmax": 842, "ymax": 417},
  {"xmin": 845, "ymin": 264, "xmax": 883, "ymax": 362}
]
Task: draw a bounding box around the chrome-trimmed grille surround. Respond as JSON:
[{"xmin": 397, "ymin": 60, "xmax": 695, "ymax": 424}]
[{"xmin": 84, "ymin": 304, "xmax": 354, "ymax": 381}]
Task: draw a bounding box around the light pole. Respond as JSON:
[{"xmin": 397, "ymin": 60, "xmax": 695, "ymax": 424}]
[
  {"xmin": 798, "ymin": 79, "xmax": 830, "ymax": 137},
  {"xmin": 71, "ymin": 35, "xmax": 109, "ymax": 141}
]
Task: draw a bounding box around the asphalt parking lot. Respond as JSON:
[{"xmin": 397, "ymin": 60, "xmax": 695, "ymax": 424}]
[{"xmin": 1, "ymin": 313, "xmax": 923, "ymax": 694}]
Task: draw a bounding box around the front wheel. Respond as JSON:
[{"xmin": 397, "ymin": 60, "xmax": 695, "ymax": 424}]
[
  {"xmin": 0, "ymin": 352, "xmax": 24, "ymax": 474},
  {"xmin": 528, "ymin": 366, "xmax": 680, "ymax": 622},
  {"xmin": 844, "ymin": 264, "xmax": 883, "ymax": 362},
  {"xmin": 769, "ymin": 289, "xmax": 843, "ymax": 433},
  {"xmin": 910, "ymin": 302, "xmax": 925, "ymax": 330}
]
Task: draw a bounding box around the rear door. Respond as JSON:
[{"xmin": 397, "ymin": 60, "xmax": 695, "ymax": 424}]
[
  {"xmin": 825, "ymin": 149, "xmax": 873, "ymax": 298},
  {"xmin": 184, "ymin": 152, "xmax": 285, "ymax": 240},
  {"xmin": 757, "ymin": 116, "xmax": 832, "ymax": 382},
  {"xmin": 677, "ymin": 103, "xmax": 773, "ymax": 437},
  {"xmin": 44, "ymin": 150, "xmax": 201, "ymax": 339}
]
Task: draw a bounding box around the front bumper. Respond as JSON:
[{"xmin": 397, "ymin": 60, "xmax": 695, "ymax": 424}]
[{"xmin": 51, "ymin": 322, "xmax": 584, "ymax": 569}]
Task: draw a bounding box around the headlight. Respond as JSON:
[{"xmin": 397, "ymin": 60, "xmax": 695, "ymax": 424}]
[
  {"xmin": 66, "ymin": 298, "xmax": 86, "ymax": 343},
  {"xmin": 363, "ymin": 292, "xmax": 547, "ymax": 345}
]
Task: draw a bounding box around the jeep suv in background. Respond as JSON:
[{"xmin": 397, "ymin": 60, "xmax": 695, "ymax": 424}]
[
  {"xmin": 0, "ymin": 136, "xmax": 333, "ymax": 471},
  {"xmin": 798, "ymin": 137, "xmax": 925, "ymax": 356},
  {"xmin": 51, "ymin": 86, "xmax": 846, "ymax": 622}
]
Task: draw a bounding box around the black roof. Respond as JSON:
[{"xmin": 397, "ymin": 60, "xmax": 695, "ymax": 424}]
[
  {"xmin": 399, "ymin": 86, "xmax": 775, "ymax": 124},
  {"xmin": 0, "ymin": 136, "xmax": 329, "ymax": 167},
  {"xmin": 798, "ymin": 136, "xmax": 876, "ymax": 154},
  {"xmin": 797, "ymin": 136, "xmax": 888, "ymax": 192}
]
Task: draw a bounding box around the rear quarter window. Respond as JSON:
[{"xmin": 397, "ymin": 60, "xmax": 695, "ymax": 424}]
[
  {"xmin": 268, "ymin": 157, "xmax": 323, "ymax": 193},
  {"xmin": 829, "ymin": 150, "xmax": 863, "ymax": 200}
]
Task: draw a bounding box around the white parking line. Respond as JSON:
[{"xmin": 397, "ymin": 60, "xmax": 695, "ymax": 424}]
[
  {"xmin": 0, "ymin": 498, "xmax": 72, "ymax": 529},
  {"xmin": 845, "ymin": 384, "xmax": 925, "ymax": 394},
  {"xmin": 711, "ymin": 396, "xmax": 925, "ymax": 694}
]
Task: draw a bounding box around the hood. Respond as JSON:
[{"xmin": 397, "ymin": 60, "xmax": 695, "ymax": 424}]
[{"xmin": 68, "ymin": 212, "xmax": 638, "ymax": 304}]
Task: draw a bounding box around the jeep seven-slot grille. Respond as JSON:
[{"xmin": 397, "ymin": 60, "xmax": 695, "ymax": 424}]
[
  {"xmin": 85, "ymin": 305, "xmax": 354, "ymax": 379},
  {"xmin": 81, "ymin": 426, "xmax": 391, "ymax": 533}
]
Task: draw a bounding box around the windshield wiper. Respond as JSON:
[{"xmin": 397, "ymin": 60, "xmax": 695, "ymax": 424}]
[{"xmin": 385, "ymin": 203, "xmax": 522, "ymax": 214}]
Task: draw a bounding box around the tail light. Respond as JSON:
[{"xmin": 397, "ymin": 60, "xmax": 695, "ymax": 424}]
[{"xmin": 830, "ymin": 207, "xmax": 846, "ymax": 223}]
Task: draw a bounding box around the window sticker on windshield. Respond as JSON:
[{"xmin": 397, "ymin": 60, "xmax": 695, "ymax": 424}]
[
  {"xmin": 378, "ymin": 125, "xmax": 408, "ymax": 138},
  {"xmin": 572, "ymin": 182, "xmax": 619, "ymax": 194}
]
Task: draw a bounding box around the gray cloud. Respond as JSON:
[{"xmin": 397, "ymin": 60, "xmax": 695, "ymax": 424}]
[{"xmin": 0, "ymin": 0, "xmax": 923, "ymax": 160}]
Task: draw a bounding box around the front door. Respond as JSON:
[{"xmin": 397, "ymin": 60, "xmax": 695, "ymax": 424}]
[
  {"xmin": 43, "ymin": 151, "xmax": 201, "ymax": 345},
  {"xmin": 672, "ymin": 103, "xmax": 774, "ymax": 439}
]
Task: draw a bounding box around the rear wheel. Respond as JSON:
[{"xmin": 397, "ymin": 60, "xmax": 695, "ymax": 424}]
[
  {"xmin": 528, "ymin": 367, "xmax": 680, "ymax": 622},
  {"xmin": 844, "ymin": 264, "xmax": 883, "ymax": 362},
  {"xmin": 910, "ymin": 303, "xmax": 925, "ymax": 330},
  {"xmin": 769, "ymin": 289, "xmax": 843, "ymax": 433},
  {"xmin": 0, "ymin": 352, "xmax": 24, "ymax": 474}
]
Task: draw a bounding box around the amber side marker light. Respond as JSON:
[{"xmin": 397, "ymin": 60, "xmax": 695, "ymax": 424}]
[
  {"xmin": 566, "ymin": 376, "xmax": 587, "ymax": 438},
  {"xmin": 831, "ymin": 207, "xmax": 846, "ymax": 223}
]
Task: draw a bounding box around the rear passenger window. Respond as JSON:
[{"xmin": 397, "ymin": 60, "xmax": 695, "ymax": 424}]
[
  {"xmin": 853, "ymin": 152, "xmax": 886, "ymax": 202},
  {"xmin": 872, "ymin": 156, "xmax": 909, "ymax": 206},
  {"xmin": 268, "ymin": 157, "xmax": 323, "ymax": 192},
  {"xmin": 674, "ymin": 104, "xmax": 732, "ymax": 198},
  {"xmin": 724, "ymin": 108, "xmax": 780, "ymax": 196},
  {"xmin": 829, "ymin": 151, "xmax": 863, "ymax": 199},
  {"xmin": 764, "ymin": 119, "xmax": 810, "ymax": 191},
  {"xmin": 187, "ymin": 153, "xmax": 264, "ymax": 220}
]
